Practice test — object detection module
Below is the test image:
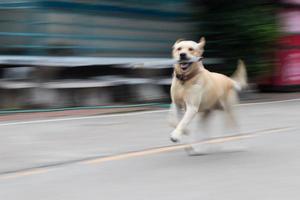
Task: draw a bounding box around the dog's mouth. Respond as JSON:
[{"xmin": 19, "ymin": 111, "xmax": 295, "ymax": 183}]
[{"xmin": 179, "ymin": 62, "xmax": 192, "ymax": 71}]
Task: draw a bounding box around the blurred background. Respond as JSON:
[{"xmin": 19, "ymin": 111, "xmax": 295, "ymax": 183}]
[
  {"xmin": 0, "ymin": 2, "xmax": 300, "ymax": 198},
  {"xmin": 0, "ymin": 0, "xmax": 299, "ymax": 110}
]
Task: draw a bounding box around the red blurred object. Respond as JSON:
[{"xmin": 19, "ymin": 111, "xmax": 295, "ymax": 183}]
[
  {"xmin": 258, "ymin": 5, "xmax": 300, "ymax": 91},
  {"xmin": 276, "ymin": 35, "xmax": 300, "ymax": 85},
  {"xmin": 259, "ymin": 35, "xmax": 300, "ymax": 91},
  {"xmin": 280, "ymin": 34, "xmax": 300, "ymax": 46}
]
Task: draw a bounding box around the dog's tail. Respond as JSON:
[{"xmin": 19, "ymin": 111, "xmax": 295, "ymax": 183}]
[{"xmin": 231, "ymin": 59, "xmax": 248, "ymax": 91}]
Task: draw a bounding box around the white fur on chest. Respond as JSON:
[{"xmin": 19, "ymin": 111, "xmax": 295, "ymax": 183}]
[{"xmin": 171, "ymin": 77, "xmax": 204, "ymax": 108}]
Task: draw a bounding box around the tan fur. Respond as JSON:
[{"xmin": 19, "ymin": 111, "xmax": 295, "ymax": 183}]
[{"xmin": 169, "ymin": 37, "xmax": 247, "ymax": 143}]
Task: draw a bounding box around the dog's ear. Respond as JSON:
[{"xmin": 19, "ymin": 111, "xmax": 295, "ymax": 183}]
[
  {"xmin": 175, "ymin": 38, "xmax": 185, "ymax": 44},
  {"xmin": 198, "ymin": 37, "xmax": 206, "ymax": 48}
]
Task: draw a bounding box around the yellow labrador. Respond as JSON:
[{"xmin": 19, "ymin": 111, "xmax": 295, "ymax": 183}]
[{"xmin": 169, "ymin": 37, "xmax": 247, "ymax": 143}]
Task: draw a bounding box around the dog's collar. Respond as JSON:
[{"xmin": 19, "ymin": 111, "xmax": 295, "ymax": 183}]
[
  {"xmin": 175, "ymin": 67, "xmax": 201, "ymax": 83},
  {"xmin": 175, "ymin": 70, "xmax": 199, "ymax": 83}
]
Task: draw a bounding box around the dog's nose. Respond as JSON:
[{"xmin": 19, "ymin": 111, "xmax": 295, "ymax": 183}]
[{"xmin": 180, "ymin": 53, "xmax": 187, "ymax": 59}]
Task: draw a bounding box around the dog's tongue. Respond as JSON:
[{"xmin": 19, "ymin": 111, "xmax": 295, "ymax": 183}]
[{"xmin": 180, "ymin": 63, "xmax": 190, "ymax": 70}]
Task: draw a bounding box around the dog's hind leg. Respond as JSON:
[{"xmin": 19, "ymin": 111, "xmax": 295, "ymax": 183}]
[
  {"xmin": 222, "ymin": 90, "xmax": 239, "ymax": 130},
  {"xmin": 221, "ymin": 91, "xmax": 247, "ymax": 151},
  {"xmin": 185, "ymin": 110, "xmax": 214, "ymax": 155},
  {"xmin": 189, "ymin": 110, "xmax": 212, "ymax": 142},
  {"xmin": 199, "ymin": 110, "xmax": 212, "ymax": 137}
]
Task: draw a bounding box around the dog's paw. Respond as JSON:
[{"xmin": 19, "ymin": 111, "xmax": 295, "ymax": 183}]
[
  {"xmin": 170, "ymin": 137, "xmax": 179, "ymax": 143},
  {"xmin": 170, "ymin": 129, "xmax": 183, "ymax": 143},
  {"xmin": 184, "ymin": 146, "xmax": 202, "ymax": 156},
  {"xmin": 184, "ymin": 143, "xmax": 213, "ymax": 156}
]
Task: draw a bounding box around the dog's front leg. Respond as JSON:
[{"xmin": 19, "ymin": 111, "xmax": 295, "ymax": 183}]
[
  {"xmin": 170, "ymin": 105, "xmax": 198, "ymax": 143},
  {"xmin": 168, "ymin": 103, "xmax": 183, "ymax": 128}
]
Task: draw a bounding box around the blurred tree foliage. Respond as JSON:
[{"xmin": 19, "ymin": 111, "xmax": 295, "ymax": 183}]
[{"xmin": 192, "ymin": 0, "xmax": 279, "ymax": 77}]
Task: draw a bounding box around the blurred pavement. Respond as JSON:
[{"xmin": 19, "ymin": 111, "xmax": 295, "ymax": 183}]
[{"xmin": 0, "ymin": 96, "xmax": 299, "ymax": 199}]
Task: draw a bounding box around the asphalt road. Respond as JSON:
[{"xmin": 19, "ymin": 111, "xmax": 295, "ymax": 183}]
[{"xmin": 0, "ymin": 99, "xmax": 299, "ymax": 200}]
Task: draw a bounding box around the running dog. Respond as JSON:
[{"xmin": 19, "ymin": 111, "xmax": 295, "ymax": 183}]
[{"xmin": 169, "ymin": 37, "xmax": 247, "ymax": 143}]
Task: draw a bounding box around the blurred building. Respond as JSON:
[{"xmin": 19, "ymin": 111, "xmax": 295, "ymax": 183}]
[
  {"xmin": 0, "ymin": 0, "xmax": 297, "ymax": 109},
  {"xmin": 0, "ymin": 0, "xmax": 195, "ymax": 57},
  {"xmin": 0, "ymin": 1, "xmax": 201, "ymax": 109}
]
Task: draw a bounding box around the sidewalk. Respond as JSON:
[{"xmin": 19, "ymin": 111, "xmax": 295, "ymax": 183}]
[{"xmin": 0, "ymin": 92, "xmax": 298, "ymax": 122}]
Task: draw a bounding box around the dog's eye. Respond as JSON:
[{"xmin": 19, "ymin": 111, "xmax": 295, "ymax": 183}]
[
  {"xmin": 177, "ymin": 47, "xmax": 182, "ymax": 51},
  {"xmin": 188, "ymin": 48, "xmax": 194, "ymax": 51}
]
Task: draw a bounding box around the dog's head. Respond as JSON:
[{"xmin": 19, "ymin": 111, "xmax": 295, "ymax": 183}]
[{"xmin": 172, "ymin": 37, "xmax": 205, "ymax": 71}]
